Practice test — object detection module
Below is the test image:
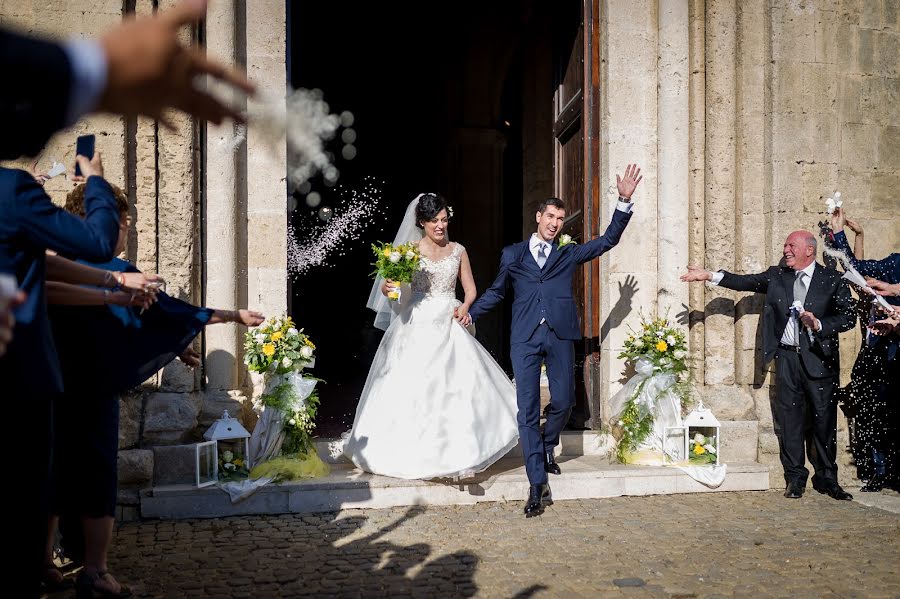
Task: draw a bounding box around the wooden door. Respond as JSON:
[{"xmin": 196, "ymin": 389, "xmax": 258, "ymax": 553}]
[{"xmin": 553, "ymin": 0, "xmax": 601, "ymax": 428}]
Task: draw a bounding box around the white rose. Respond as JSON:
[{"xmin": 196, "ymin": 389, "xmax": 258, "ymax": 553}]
[
  {"xmin": 222, "ymin": 450, "xmax": 234, "ymax": 462},
  {"xmin": 300, "ymin": 346, "xmax": 314, "ymax": 359},
  {"xmin": 673, "ymin": 349, "xmax": 686, "ymax": 360},
  {"xmin": 693, "ymin": 433, "xmax": 705, "ymax": 445},
  {"xmin": 405, "ymin": 251, "xmax": 415, "ymax": 260},
  {"xmin": 389, "ymin": 251, "xmax": 401, "ymax": 263},
  {"xmin": 288, "ymin": 327, "xmax": 299, "ymax": 336},
  {"xmin": 704, "ymin": 444, "xmax": 717, "ymax": 454},
  {"xmin": 617, "ymin": 420, "xmax": 624, "ymax": 426},
  {"xmin": 282, "ymin": 357, "xmax": 292, "ymax": 368},
  {"xmin": 560, "ymin": 234, "xmax": 571, "ymax": 245},
  {"xmin": 255, "ymin": 333, "xmax": 266, "ymax": 343},
  {"xmin": 666, "ymin": 335, "xmax": 676, "ymax": 345},
  {"xmin": 656, "ymin": 330, "xmax": 664, "ymax": 337},
  {"xmin": 288, "ymin": 418, "xmax": 296, "ymax": 426},
  {"xmin": 223, "ymin": 462, "xmax": 235, "ymax": 471}
]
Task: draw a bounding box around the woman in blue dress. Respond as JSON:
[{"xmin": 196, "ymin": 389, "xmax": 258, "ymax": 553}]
[{"xmin": 44, "ymin": 182, "xmax": 263, "ymax": 597}]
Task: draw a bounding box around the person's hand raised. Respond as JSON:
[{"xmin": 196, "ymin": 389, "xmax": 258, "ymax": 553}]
[{"xmin": 98, "ymin": 0, "xmax": 256, "ymax": 128}]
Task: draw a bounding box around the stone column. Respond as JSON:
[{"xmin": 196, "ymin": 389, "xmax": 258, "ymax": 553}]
[
  {"xmin": 657, "ymin": 0, "xmax": 691, "ymax": 318},
  {"xmin": 204, "ymin": 0, "xmax": 244, "ymax": 389},
  {"xmin": 703, "ymin": 0, "xmax": 737, "ymax": 385},
  {"xmin": 245, "ymin": 1, "xmax": 287, "ymax": 322},
  {"xmin": 599, "ymin": 0, "xmax": 659, "ymax": 404}
]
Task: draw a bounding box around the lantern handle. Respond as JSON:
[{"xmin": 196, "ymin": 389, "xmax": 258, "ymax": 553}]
[{"xmin": 222, "ymin": 409, "xmax": 231, "ymax": 419}]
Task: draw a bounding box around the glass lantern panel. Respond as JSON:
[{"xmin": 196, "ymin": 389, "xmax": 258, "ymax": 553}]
[
  {"xmin": 663, "ymin": 426, "xmax": 687, "ymax": 462},
  {"xmin": 196, "ymin": 440, "xmax": 217, "ymax": 487}
]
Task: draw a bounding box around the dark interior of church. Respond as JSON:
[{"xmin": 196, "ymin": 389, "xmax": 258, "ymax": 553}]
[{"xmin": 288, "ymin": 1, "xmax": 575, "ymax": 434}]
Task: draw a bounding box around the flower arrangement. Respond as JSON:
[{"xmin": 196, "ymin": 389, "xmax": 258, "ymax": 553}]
[
  {"xmin": 557, "ymin": 233, "xmax": 576, "ymax": 249},
  {"xmin": 218, "ymin": 448, "xmax": 249, "ymax": 481},
  {"xmin": 243, "ymin": 315, "xmax": 316, "ymax": 374},
  {"xmin": 689, "ymin": 432, "xmax": 717, "ymax": 465},
  {"xmin": 614, "ymin": 314, "xmax": 692, "ymax": 463},
  {"xmin": 262, "ymin": 379, "xmax": 322, "ymax": 456},
  {"xmin": 371, "ymin": 241, "xmax": 420, "ymax": 300}
]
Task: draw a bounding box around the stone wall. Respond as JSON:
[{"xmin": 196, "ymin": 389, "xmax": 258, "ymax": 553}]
[{"xmin": 600, "ymin": 0, "xmax": 900, "ymax": 486}]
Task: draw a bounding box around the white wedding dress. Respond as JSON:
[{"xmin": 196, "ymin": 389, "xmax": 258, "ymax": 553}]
[{"xmin": 344, "ymin": 241, "xmax": 519, "ymax": 479}]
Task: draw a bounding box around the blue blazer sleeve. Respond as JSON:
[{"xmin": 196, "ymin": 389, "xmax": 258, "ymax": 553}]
[
  {"xmin": 0, "ymin": 28, "xmax": 72, "ymax": 159},
  {"xmin": 469, "ymin": 246, "xmax": 513, "ymax": 321},
  {"xmin": 571, "ymin": 208, "xmax": 632, "ymax": 264},
  {"xmin": 12, "ymin": 170, "xmax": 120, "ymax": 262},
  {"xmin": 832, "ymin": 230, "xmax": 899, "ymax": 282}
]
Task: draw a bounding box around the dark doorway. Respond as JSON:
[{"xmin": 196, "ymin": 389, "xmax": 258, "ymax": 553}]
[{"xmin": 289, "ymin": 1, "xmax": 567, "ymax": 436}]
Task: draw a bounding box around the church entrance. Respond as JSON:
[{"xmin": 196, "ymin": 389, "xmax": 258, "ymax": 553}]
[{"xmin": 288, "ymin": 0, "xmax": 600, "ymax": 436}]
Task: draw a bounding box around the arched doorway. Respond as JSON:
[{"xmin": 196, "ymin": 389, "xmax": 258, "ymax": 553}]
[{"xmin": 288, "ymin": 0, "xmax": 594, "ymax": 436}]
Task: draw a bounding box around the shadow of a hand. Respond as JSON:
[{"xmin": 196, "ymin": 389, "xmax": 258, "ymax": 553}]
[{"xmin": 618, "ymin": 274, "xmax": 639, "ymax": 301}]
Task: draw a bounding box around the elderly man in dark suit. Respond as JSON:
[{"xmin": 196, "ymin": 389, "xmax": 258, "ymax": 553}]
[{"xmin": 680, "ymin": 231, "xmax": 856, "ymax": 500}]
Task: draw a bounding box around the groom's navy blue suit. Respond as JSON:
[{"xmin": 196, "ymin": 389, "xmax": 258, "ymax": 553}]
[{"xmin": 470, "ymin": 206, "xmax": 633, "ymax": 484}]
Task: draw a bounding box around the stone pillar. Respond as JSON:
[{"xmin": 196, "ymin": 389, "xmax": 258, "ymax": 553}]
[
  {"xmin": 245, "ymin": 0, "xmax": 287, "ymax": 321},
  {"xmin": 657, "ymin": 0, "xmax": 691, "ymax": 318},
  {"xmin": 703, "ymin": 0, "xmax": 737, "ymax": 385},
  {"xmin": 599, "ymin": 0, "xmax": 659, "ymax": 404},
  {"xmin": 204, "ymin": 0, "xmax": 244, "ymax": 389}
]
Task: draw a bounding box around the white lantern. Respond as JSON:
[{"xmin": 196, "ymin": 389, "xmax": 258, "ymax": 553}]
[
  {"xmin": 683, "ymin": 400, "xmax": 721, "ymax": 465},
  {"xmin": 195, "ymin": 410, "xmax": 252, "ymax": 487}
]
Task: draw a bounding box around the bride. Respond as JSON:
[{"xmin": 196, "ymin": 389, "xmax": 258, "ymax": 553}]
[{"xmin": 343, "ymin": 193, "xmax": 519, "ymax": 479}]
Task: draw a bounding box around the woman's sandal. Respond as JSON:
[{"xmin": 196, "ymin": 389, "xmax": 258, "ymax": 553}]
[
  {"xmin": 41, "ymin": 563, "xmax": 73, "ymax": 591},
  {"xmin": 75, "ymin": 570, "xmax": 133, "ymax": 598}
]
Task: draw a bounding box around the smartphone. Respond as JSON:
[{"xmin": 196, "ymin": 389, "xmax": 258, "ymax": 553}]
[{"xmin": 74, "ymin": 134, "xmax": 96, "ymax": 177}]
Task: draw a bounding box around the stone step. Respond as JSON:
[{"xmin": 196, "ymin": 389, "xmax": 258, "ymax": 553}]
[{"xmin": 140, "ymin": 455, "xmax": 769, "ymax": 520}]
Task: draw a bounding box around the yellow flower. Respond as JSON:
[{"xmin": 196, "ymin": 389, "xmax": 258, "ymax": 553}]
[
  {"xmin": 693, "ymin": 444, "xmax": 706, "ymax": 455},
  {"xmin": 233, "ymin": 458, "xmax": 243, "ymax": 467},
  {"xmin": 271, "ymin": 331, "xmax": 283, "ymax": 341},
  {"xmin": 305, "ymin": 339, "xmax": 316, "ymax": 349},
  {"xmin": 656, "ymin": 340, "xmax": 668, "ymax": 352},
  {"xmin": 262, "ymin": 343, "xmax": 276, "ymax": 357},
  {"xmin": 383, "ymin": 247, "xmax": 392, "ymax": 257}
]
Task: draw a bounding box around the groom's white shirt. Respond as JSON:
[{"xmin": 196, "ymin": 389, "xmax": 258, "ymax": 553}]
[{"xmin": 528, "ymin": 198, "xmax": 634, "ymax": 266}]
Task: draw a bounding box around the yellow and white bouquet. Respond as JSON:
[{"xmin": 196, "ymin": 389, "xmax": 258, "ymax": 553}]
[
  {"xmin": 371, "ymin": 241, "xmax": 420, "ymax": 300},
  {"xmin": 619, "ymin": 315, "xmax": 689, "ymax": 375},
  {"xmin": 244, "ymin": 315, "xmax": 316, "ymax": 374}
]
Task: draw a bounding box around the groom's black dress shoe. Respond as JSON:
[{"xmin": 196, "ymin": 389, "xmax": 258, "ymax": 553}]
[
  {"xmin": 784, "ymin": 482, "xmax": 804, "ymax": 499},
  {"xmin": 524, "ymin": 484, "xmax": 553, "ymax": 518},
  {"xmin": 812, "ymin": 481, "xmax": 853, "ymax": 501},
  {"xmin": 544, "ymin": 451, "xmax": 561, "ymax": 475}
]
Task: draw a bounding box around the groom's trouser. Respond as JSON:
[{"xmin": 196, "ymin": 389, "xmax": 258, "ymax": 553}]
[{"xmin": 510, "ymin": 322, "xmax": 575, "ymax": 485}]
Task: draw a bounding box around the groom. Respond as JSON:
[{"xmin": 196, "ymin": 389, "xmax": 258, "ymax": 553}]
[{"xmin": 467, "ymin": 165, "xmax": 642, "ymax": 517}]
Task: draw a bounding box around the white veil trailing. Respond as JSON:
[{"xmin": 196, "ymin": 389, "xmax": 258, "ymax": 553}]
[{"xmin": 366, "ymin": 195, "xmax": 427, "ymax": 330}]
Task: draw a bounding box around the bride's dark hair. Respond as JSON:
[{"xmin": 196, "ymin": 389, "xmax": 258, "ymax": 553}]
[{"xmin": 415, "ymin": 193, "xmax": 449, "ymax": 228}]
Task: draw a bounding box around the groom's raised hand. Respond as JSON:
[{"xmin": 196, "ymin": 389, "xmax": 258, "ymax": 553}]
[{"xmin": 616, "ymin": 164, "xmax": 643, "ymax": 200}]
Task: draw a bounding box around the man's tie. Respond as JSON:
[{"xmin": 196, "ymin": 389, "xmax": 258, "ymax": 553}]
[
  {"xmin": 793, "ymin": 271, "xmax": 808, "ymax": 343},
  {"xmin": 537, "ymin": 242, "xmax": 548, "ymax": 269}
]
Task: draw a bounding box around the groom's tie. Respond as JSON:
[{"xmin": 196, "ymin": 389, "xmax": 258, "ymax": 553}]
[{"xmin": 537, "ymin": 242, "xmax": 548, "ymax": 269}]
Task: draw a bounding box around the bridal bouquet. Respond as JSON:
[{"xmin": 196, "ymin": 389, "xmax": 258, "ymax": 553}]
[
  {"xmin": 371, "ymin": 241, "xmax": 420, "ymax": 300},
  {"xmin": 612, "ymin": 315, "xmax": 692, "ymax": 463}
]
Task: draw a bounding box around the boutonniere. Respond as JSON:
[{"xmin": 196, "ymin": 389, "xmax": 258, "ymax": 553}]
[{"xmin": 557, "ymin": 234, "xmax": 577, "ymax": 250}]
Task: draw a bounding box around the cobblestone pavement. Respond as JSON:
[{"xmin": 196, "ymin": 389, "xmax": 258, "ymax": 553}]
[{"xmin": 56, "ymin": 490, "xmax": 899, "ymax": 598}]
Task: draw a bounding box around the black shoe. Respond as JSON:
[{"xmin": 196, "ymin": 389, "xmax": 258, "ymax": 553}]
[
  {"xmin": 524, "ymin": 483, "xmax": 553, "ymax": 517},
  {"xmin": 860, "ymin": 475, "xmax": 886, "ymax": 493},
  {"xmin": 544, "ymin": 451, "xmax": 561, "ymax": 475},
  {"xmin": 812, "ymin": 481, "xmax": 853, "ymax": 501},
  {"xmin": 784, "ymin": 482, "xmax": 804, "ymax": 499}
]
